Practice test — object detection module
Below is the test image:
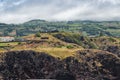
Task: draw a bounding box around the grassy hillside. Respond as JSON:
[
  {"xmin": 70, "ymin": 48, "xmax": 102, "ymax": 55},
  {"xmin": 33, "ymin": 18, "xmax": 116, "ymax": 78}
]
[
  {"xmin": 53, "ymin": 32, "xmax": 98, "ymax": 49},
  {"xmin": 0, "ymin": 32, "xmax": 120, "ymax": 79},
  {"xmin": 0, "ymin": 32, "xmax": 120, "ymax": 58}
]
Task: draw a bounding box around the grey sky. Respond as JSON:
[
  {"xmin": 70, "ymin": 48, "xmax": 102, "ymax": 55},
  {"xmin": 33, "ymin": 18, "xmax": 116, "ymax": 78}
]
[{"xmin": 0, "ymin": 0, "xmax": 120, "ymax": 23}]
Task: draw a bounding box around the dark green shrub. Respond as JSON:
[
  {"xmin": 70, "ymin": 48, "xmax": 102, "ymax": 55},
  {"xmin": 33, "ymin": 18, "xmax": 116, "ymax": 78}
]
[
  {"xmin": 66, "ymin": 45, "xmax": 74, "ymax": 49},
  {"xmin": 35, "ymin": 32, "xmax": 41, "ymax": 37}
]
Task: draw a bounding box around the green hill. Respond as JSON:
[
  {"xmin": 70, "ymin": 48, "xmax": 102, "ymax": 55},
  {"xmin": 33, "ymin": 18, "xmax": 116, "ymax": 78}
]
[{"xmin": 1, "ymin": 20, "xmax": 120, "ymax": 37}]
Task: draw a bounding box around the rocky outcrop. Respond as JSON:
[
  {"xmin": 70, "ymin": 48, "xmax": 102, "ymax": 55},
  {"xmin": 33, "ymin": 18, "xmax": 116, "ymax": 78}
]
[
  {"xmin": 0, "ymin": 50, "xmax": 120, "ymax": 80},
  {"xmin": 105, "ymin": 45, "xmax": 120, "ymax": 57}
]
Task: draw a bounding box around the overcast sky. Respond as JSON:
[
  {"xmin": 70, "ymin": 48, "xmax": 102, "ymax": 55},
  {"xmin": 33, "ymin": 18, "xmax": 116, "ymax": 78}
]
[{"xmin": 0, "ymin": 0, "xmax": 120, "ymax": 23}]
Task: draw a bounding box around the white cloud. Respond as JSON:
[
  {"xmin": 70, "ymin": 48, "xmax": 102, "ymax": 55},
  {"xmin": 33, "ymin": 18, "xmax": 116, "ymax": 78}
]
[
  {"xmin": 13, "ymin": 0, "xmax": 26, "ymax": 6},
  {"xmin": 98, "ymin": 0, "xmax": 120, "ymax": 4},
  {"xmin": 52, "ymin": 4, "xmax": 91, "ymax": 20},
  {"xmin": 0, "ymin": 0, "xmax": 120, "ymax": 23}
]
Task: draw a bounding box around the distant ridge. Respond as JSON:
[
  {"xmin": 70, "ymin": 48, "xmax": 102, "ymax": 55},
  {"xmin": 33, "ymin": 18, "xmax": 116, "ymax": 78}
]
[{"xmin": 1, "ymin": 19, "xmax": 120, "ymax": 37}]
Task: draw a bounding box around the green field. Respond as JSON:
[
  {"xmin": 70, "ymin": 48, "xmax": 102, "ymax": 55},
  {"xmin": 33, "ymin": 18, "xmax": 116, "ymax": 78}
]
[{"xmin": 0, "ymin": 42, "xmax": 19, "ymax": 47}]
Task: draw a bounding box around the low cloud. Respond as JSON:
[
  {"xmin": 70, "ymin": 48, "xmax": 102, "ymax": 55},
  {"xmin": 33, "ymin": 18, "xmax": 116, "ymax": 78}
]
[{"xmin": 0, "ymin": 0, "xmax": 120, "ymax": 23}]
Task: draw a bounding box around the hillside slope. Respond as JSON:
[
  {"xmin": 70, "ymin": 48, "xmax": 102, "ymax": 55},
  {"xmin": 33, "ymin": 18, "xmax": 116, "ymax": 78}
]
[
  {"xmin": 0, "ymin": 50, "xmax": 119, "ymax": 80},
  {"xmin": 0, "ymin": 32, "xmax": 120, "ymax": 58}
]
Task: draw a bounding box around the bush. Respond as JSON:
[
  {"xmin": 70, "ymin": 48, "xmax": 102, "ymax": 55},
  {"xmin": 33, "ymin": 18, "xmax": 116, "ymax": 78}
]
[
  {"xmin": 66, "ymin": 45, "xmax": 74, "ymax": 49},
  {"xmin": 35, "ymin": 32, "xmax": 41, "ymax": 37},
  {"xmin": 18, "ymin": 42, "xmax": 22, "ymax": 45}
]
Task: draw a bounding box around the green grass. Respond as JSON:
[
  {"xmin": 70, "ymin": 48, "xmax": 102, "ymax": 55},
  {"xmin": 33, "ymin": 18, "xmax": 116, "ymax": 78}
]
[{"xmin": 0, "ymin": 42, "xmax": 20, "ymax": 47}]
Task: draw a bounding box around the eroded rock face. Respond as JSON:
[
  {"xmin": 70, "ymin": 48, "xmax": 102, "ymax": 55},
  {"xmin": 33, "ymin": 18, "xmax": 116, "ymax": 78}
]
[
  {"xmin": 105, "ymin": 45, "xmax": 120, "ymax": 57},
  {"xmin": 75, "ymin": 50, "xmax": 120, "ymax": 80},
  {"xmin": 0, "ymin": 51, "xmax": 60, "ymax": 79},
  {"xmin": 0, "ymin": 50, "xmax": 120, "ymax": 80}
]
